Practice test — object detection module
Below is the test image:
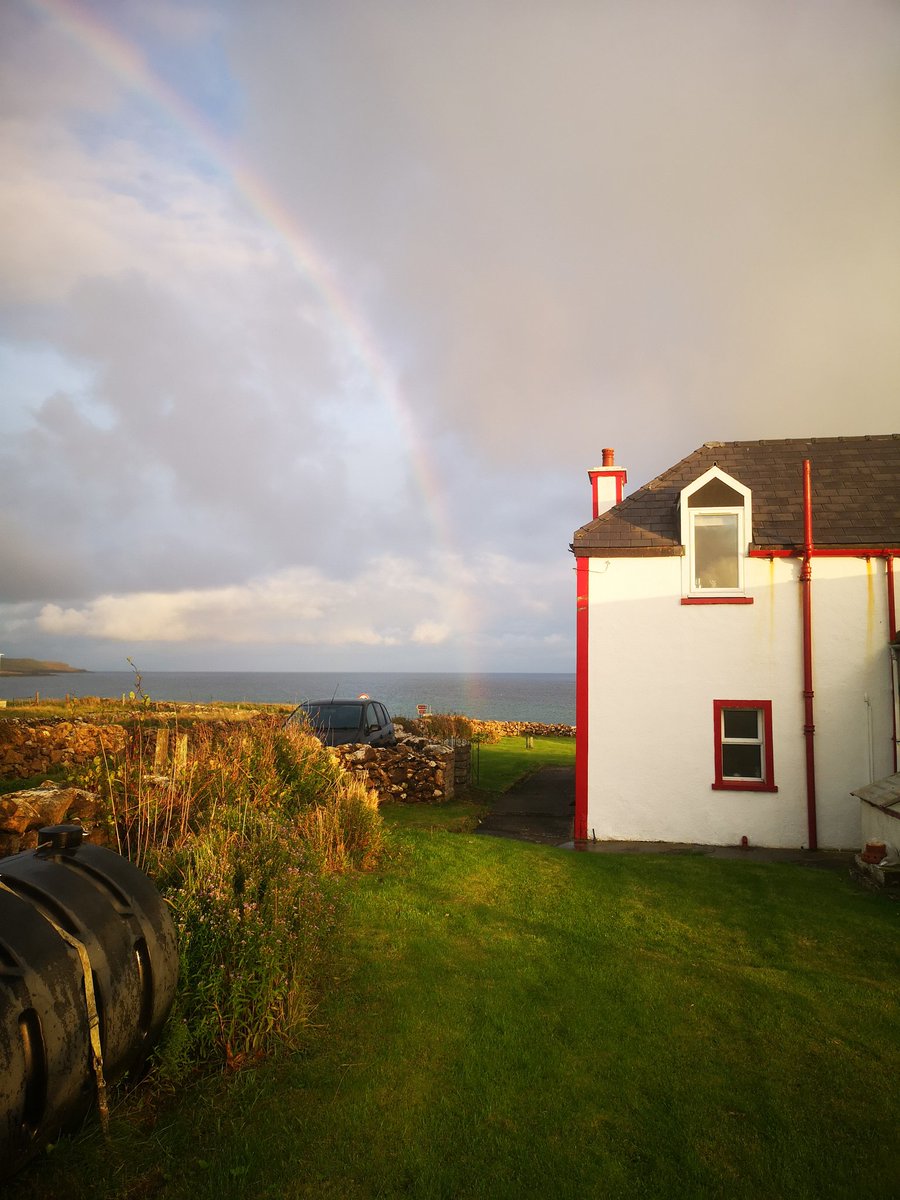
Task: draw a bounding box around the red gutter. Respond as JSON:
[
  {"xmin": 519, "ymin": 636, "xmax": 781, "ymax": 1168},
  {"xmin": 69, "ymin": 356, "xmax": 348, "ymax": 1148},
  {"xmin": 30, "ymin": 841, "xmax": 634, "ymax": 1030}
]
[
  {"xmin": 800, "ymin": 459, "xmax": 819, "ymax": 851},
  {"xmin": 574, "ymin": 558, "xmax": 589, "ymax": 842},
  {"xmin": 749, "ymin": 547, "xmax": 900, "ymax": 558}
]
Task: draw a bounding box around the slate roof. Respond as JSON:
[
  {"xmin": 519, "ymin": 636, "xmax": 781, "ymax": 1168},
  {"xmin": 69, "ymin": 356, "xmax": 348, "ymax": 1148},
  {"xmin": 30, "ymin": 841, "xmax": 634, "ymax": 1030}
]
[{"xmin": 572, "ymin": 435, "xmax": 900, "ymax": 556}]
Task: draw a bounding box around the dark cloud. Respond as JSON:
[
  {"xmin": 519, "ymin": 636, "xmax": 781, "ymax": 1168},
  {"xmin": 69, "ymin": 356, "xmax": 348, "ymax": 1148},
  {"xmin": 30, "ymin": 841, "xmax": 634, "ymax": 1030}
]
[{"xmin": 233, "ymin": 0, "xmax": 900, "ymax": 467}]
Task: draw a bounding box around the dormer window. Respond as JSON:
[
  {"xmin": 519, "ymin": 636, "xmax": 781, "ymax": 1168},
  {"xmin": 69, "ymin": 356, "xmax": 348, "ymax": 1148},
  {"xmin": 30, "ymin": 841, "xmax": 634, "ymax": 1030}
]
[{"xmin": 680, "ymin": 468, "xmax": 752, "ymax": 599}]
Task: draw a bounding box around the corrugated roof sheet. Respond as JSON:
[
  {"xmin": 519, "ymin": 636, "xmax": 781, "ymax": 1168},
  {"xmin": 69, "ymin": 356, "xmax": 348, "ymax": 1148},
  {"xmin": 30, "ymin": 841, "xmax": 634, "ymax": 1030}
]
[{"xmin": 572, "ymin": 435, "xmax": 900, "ymax": 556}]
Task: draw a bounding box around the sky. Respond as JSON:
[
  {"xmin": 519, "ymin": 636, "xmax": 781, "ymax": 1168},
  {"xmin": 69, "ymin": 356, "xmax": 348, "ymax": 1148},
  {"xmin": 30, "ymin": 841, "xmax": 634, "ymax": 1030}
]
[{"xmin": 1, "ymin": 0, "xmax": 898, "ymax": 674}]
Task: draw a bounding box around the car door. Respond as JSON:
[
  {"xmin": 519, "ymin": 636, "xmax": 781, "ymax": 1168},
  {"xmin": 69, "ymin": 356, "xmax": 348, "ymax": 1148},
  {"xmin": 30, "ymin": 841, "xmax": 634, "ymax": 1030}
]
[
  {"xmin": 364, "ymin": 702, "xmax": 385, "ymax": 744},
  {"xmin": 376, "ymin": 703, "xmax": 396, "ymax": 745}
]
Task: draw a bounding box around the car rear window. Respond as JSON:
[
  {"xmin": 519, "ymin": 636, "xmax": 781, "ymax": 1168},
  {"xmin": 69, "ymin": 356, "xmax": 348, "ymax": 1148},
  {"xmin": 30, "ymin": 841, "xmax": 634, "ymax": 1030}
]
[{"xmin": 301, "ymin": 703, "xmax": 362, "ymax": 729}]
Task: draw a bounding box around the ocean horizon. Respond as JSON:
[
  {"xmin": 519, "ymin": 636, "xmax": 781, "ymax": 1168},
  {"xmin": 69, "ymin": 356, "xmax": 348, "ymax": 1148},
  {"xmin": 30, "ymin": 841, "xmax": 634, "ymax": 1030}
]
[{"xmin": 0, "ymin": 670, "xmax": 576, "ymax": 726}]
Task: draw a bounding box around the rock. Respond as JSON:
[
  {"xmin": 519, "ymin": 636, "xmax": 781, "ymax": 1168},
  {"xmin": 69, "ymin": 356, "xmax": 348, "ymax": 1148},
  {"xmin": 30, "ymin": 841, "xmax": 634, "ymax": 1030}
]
[
  {"xmin": 0, "ymin": 785, "xmax": 106, "ymax": 857},
  {"xmin": 328, "ymin": 738, "xmax": 464, "ymax": 805}
]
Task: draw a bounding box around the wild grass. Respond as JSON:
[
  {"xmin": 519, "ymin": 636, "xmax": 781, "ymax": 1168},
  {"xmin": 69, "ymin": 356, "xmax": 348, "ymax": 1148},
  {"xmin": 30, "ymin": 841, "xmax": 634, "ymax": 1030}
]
[
  {"xmin": 10, "ymin": 819, "xmax": 898, "ymax": 1200},
  {"xmin": 0, "ymin": 769, "xmax": 70, "ymax": 795},
  {"xmin": 69, "ymin": 717, "xmax": 383, "ymax": 1076},
  {"xmin": 0, "ymin": 694, "xmax": 291, "ymax": 725}
]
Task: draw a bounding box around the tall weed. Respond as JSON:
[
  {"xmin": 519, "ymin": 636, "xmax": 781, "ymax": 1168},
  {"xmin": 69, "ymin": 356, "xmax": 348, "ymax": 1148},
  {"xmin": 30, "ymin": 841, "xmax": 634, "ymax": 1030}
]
[{"xmin": 70, "ymin": 717, "xmax": 382, "ymax": 1078}]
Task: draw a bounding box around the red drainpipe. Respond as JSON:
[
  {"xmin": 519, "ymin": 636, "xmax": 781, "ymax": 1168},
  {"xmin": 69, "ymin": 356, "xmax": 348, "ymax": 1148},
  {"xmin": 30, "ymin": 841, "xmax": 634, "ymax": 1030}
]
[
  {"xmin": 800, "ymin": 459, "xmax": 818, "ymax": 850},
  {"xmin": 574, "ymin": 557, "xmax": 589, "ymax": 842},
  {"xmin": 887, "ymin": 555, "xmax": 898, "ymax": 773}
]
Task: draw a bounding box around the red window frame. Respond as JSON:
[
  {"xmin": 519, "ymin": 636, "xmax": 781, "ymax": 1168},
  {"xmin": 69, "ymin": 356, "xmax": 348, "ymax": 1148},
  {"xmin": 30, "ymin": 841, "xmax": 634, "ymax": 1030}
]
[{"xmin": 712, "ymin": 699, "xmax": 777, "ymax": 792}]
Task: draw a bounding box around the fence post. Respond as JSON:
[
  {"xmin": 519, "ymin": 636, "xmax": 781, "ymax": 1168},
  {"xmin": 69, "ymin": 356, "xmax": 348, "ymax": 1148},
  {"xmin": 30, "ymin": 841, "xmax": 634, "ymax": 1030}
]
[
  {"xmin": 174, "ymin": 734, "xmax": 188, "ymax": 776},
  {"xmin": 154, "ymin": 728, "xmax": 169, "ymax": 774}
]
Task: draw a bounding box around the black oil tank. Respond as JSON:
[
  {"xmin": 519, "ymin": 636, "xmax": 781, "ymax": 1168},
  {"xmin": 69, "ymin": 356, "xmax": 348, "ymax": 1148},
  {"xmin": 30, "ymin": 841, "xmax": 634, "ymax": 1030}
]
[{"xmin": 0, "ymin": 824, "xmax": 178, "ymax": 1181}]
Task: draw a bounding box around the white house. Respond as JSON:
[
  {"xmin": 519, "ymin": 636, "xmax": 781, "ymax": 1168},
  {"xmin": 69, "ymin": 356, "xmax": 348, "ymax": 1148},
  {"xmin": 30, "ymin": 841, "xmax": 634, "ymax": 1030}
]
[{"xmin": 571, "ymin": 436, "xmax": 900, "ymax": 850}]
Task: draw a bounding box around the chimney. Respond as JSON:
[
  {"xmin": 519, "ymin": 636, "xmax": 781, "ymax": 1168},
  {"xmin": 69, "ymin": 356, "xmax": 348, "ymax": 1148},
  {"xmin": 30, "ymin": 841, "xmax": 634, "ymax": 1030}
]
[{"xmin": 588, "ymin": 448, "xmax": 627, "ymax": 519}]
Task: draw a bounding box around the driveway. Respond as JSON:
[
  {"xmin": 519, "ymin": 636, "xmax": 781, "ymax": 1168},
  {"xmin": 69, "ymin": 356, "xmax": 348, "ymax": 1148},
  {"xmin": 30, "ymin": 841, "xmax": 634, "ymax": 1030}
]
[{"xmin": 476, "ymin": 765, "xmax": 575, "ymax": 846}]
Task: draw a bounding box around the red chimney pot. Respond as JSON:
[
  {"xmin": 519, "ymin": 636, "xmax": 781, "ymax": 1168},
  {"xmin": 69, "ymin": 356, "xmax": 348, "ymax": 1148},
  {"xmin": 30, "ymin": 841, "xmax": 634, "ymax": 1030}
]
[{"xmin": 602, "ymin": 447, "xmax": 615, "ymax": 467}]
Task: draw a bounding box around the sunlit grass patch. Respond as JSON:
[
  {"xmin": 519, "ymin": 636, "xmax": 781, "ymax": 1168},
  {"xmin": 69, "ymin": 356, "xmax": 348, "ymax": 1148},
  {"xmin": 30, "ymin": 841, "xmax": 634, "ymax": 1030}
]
[
  {"xmin": 475, "ymin": 734, "xmax": 575, "ymax": 791},
  {"xmin": 8, "ymin": 795, "xmax": 899, "ymax": 1200},
  {"xmin": 379, "ymin": 798, "xmax": 490, "ymax": 833}
]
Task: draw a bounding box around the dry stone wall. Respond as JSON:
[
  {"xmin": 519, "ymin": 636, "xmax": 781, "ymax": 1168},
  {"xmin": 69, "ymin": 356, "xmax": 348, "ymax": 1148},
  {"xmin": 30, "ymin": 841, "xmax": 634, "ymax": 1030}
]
[
  {"xmin": 329, "ymin": 734, "xmax": 466, "ymax": 803},
  {"xmin": 472, "ymin": 719, "xmax": 575, "ymax": 740},
  {"xmin": 0, "ymin": 719, "xmax": 127, "ymax": 780},
  {"xmin": 404, "ymin": 716, "xmax": 575, "ymax": 743}
]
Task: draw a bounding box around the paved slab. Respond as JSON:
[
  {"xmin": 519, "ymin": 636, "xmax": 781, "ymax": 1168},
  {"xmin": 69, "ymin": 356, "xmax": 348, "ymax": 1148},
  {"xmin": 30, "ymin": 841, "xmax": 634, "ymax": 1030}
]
[
  {"xmin": 476, "ymin": 765, "xmax": 574, "ymax": 846},
  {"xmin": 562, "ymin": 840, "xmax": 856, "ymax": 872}
]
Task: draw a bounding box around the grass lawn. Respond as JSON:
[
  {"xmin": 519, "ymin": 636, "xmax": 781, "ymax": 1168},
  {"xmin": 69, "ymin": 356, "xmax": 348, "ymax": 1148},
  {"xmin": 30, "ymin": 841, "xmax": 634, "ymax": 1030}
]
[
  {"xmin": 474, "ymin": 734, "xmax": 575, "ymax": 792},
  {"xmin": 11, "ymin": 802, "xmax": 899, "ymax": 1200}
]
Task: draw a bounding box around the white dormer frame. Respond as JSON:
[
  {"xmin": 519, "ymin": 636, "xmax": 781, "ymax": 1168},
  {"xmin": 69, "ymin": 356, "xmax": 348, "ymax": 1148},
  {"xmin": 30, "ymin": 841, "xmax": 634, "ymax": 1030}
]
[{"xmin": 679, "ymin": 466, "xmax": 753, "ymax": 598}]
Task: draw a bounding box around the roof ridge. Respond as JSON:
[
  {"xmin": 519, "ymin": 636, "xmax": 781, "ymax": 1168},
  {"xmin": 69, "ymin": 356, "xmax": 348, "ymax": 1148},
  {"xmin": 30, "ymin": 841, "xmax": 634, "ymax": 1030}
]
[{"xmin": 703, "ymin": 433, "xmax": 899, "ymax": 449}]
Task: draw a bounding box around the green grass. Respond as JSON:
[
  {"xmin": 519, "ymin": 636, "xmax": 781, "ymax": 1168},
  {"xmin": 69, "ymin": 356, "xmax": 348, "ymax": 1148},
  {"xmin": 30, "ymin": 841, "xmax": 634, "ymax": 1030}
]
[
  {"xmin": 11, "ymin": 819, "xmax": 898, "ymax": 1200},
  {"xmin": 474, "ymin": 734, "xmax": 575, "ymax": 792},
  {"xmin": 380, "ymin": 798, "xmax": 489, "ymax": 833},
  {"xmin": 0, "ymin": 770, "xmax": 69, "ymax": 795}
]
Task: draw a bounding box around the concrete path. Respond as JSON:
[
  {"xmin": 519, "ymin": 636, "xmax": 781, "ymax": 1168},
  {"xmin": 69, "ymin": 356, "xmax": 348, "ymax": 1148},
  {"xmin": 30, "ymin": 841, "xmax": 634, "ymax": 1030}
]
[
  {"xmin": 564, "ymin": 839, "xmax": 855, "ymax": 872},
  {"xmin": 475, "ymin": 766, "xmax": 855, "ymax": 873},
  {"xmin": 476, "ymin": 765, "xmax": 575, "ymax": 846}
]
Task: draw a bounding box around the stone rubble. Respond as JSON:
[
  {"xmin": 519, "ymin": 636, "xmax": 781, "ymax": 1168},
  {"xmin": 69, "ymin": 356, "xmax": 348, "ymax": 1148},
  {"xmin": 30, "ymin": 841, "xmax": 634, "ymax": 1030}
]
[
  {"xmin": 0, "ymin": 719, "xmax": 127, "ymax": 780},
  {"xmin": 328, "ymin": 733, "xmax": 467, "ymax": 804}
]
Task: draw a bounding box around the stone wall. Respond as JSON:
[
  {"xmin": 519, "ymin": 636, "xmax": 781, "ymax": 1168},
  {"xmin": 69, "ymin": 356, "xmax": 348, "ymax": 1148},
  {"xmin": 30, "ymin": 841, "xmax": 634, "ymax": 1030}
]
[
  {"xmin": 403, "ymin": 716, "xmax": 576, "ymax": 743},
  {"xmin": 471, "ymin": 720, "xmax": 576, "ymax": 740},
  {"xmin": 330, "ymin": 733, "xmax": 466, "ymax": 803},
  {"xmin": 0, "ymin": 719, "xmax": 128, "ymax": 780},
  {"xmin": 0, "ymin": 720, "xmax": 472, "ymax": 857}
]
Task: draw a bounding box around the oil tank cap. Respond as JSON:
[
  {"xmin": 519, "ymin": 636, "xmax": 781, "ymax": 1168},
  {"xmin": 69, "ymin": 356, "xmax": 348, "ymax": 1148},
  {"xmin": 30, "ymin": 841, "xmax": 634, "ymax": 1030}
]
[{"xmin": 37, "ymin": 824, "xmax": 84, "ymax": 854}]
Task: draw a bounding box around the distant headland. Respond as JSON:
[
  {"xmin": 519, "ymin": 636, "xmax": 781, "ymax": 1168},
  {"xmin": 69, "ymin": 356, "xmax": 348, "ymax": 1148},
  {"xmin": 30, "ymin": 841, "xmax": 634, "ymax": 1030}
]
[{"xmin": 0, "ymin": 657, "xmax": 88, "ymax": 676}]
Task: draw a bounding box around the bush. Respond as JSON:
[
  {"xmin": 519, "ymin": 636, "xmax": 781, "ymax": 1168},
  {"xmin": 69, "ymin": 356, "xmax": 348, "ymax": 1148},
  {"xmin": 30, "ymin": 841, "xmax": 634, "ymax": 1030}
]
[
  {"xmin": 404, "ymin": 712, "xmax": 475, "ymax": 740},
  {"xmin": 69, "ymin": 717, "xmax": 383, "ymax": 1078}
]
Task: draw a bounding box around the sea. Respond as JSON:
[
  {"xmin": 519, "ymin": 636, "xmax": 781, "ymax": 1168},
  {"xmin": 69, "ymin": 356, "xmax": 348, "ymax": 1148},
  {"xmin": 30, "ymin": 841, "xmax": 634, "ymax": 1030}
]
[{"xmin": 0, "ymin": 671, "xmax": 576, "ymax": 726}]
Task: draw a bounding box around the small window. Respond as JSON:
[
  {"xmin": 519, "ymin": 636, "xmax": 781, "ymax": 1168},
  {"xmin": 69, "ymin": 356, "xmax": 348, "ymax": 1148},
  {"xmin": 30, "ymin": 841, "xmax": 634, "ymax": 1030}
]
[
  {"xmin": 693, "ymin": 512, "xmax": 740, "ymax": 589},
  {"xmin": 712, "ymin": 700, "xmax": 777, "ymax": 792},
  {"xmin": 680, "ymin": 468, "xmax": 752, "ymax": 599}
]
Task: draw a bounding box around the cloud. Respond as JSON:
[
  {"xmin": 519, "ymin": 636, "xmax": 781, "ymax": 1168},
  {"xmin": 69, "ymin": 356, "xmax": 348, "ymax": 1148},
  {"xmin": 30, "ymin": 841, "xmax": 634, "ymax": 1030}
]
[
  {"xmin": 24, "ymin": 552, "xmax": 566, "ymax": 657},
  {"xmin": 412, "ymin": 622, "xmax": 450, "ymax": 645},
  {"xmin": 0, "ymin": 0, "xmax": 897, "ymax": 674},
  {"xmin": 232, "ymin": 0, "xmax": 900, "ymax": 470}
]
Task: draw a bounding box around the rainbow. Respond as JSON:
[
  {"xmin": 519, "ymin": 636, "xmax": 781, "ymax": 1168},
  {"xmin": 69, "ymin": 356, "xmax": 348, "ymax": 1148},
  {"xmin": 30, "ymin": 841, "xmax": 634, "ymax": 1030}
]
[
  {"xmin": 26, "ymin": 0, "xmax": 487, "ymax": 681},
  {"xmin": 26, "ymin": 0, "xmax": 455, "ymax": 551}
]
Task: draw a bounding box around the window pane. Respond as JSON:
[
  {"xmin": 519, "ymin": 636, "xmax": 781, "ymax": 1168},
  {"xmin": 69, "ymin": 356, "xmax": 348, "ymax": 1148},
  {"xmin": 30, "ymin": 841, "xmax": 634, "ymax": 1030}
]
[
  {"xmin": 723, "ymin": 708, "xmax": 759, "ymax": 739},
  {"xmin": 722, "ymin": 743, "xmax": 763, "ymax": 779},
  {"xmin": 694, "ymin": 513, "xmax": 739, "ymax": 589},
  {"xmin": 688, "ymin": 479, "xmax": 745, "ymax": 507}
]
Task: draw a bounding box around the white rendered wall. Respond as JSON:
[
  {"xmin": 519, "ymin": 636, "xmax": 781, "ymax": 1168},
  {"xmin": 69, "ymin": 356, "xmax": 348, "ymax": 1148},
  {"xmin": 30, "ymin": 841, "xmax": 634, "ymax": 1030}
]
[{"xmin": 585, "ymin": 554, "xmax": 897, "ymax": 849}]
